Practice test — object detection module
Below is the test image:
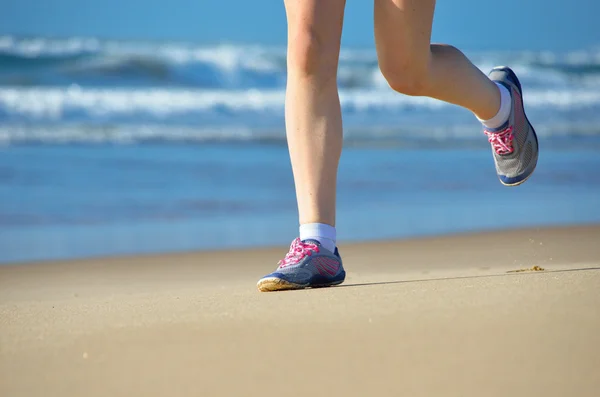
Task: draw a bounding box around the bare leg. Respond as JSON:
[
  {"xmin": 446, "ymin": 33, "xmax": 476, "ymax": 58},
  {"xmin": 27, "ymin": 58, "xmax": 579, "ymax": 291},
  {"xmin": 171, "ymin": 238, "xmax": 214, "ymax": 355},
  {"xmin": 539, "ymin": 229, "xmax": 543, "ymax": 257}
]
[
  {"xmin": 374, "ymin": 0, "xmax": 500, "ymax": 120},
  {"xmin": 284, "ymin": 0, "xmax": 346, "ymax": 227}
]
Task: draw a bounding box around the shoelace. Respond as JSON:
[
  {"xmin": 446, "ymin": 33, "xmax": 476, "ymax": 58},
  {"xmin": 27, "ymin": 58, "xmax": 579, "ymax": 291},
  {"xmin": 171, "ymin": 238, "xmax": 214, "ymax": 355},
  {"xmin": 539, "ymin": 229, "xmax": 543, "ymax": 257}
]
[
  {"xmin": 484, "ymin": 126, "xmax": 514, "ymax": 155},
  {"xmin": 278, "ymin": 238, "xmax": 320, "ymax": 268}
]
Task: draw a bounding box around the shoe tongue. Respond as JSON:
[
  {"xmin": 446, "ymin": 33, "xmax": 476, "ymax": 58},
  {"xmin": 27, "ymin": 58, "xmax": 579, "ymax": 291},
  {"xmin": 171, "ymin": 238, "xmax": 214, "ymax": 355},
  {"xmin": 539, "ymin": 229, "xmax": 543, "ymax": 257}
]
[
  {"xmin": 485, "ymin": 120, "xmax": 510, "ymax": 134},
  {"xmin": 301, "ymin": 239, "xmax": 321, "ymax": 246}
]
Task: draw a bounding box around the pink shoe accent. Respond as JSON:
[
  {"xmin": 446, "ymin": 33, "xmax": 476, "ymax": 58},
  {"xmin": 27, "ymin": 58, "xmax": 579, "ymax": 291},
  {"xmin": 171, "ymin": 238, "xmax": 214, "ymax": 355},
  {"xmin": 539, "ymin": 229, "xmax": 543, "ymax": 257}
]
[
  {"xmin": 485, "ymin": 126, "xmax": 514, "ymax": 155},
  {"xmin": 278, "ymin": 238, "xmax": 320, "ymax": 268},
  {"xmin": 313, "ymin": 256, "xmax": 340, "ymax": 276}
]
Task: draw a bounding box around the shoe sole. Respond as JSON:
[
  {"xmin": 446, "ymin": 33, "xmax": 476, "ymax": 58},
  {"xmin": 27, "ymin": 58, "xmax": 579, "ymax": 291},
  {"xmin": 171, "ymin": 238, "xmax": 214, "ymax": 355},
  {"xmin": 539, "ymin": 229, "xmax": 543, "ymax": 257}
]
[
  {"xmin": 492, "ymin": 67, "xmax": 539, "ymax": 187},
  {"xmin": 499, "ymin": 170, "xmax": 535, "ymax": 187},
  {"xmin": 257, "ymin": 277, "xmax": 345, "ymax": 292}
]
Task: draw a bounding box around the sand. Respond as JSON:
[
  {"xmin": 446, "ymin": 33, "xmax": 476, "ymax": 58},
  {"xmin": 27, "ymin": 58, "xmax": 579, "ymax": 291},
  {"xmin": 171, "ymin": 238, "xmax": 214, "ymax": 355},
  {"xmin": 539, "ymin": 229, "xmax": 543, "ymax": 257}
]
[{"xmin": 1, "ymin": 225, "xmax": 600, "ymax": 397}]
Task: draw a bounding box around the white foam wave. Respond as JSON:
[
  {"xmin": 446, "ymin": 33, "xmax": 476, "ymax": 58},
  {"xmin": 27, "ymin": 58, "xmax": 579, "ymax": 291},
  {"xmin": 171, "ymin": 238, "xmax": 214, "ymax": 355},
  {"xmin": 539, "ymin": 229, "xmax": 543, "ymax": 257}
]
[
  {"xmin": 0, "ymin": 87, "xmax": 285, "ymax": 119},
  {"xmin": 158, "ymin": 44, "xmax": 282, "ymax": 73},
  {"xmin": 0, "ymin": 36, "xmax": 101, "ymax": 57},
  {"xmin": 4, "ymin": 35, "xmax": 600, "ymax": 70},
  {"xmin": 0, "ymin": 124, "xmax": 260, "ymax": 145},
  {"xmin": 1, "ymin": 86, "xmax": 599, "ymax": 121},
  {"xmin": 2, "ymin": 119, "xmax": 600, "ymax": 146}
]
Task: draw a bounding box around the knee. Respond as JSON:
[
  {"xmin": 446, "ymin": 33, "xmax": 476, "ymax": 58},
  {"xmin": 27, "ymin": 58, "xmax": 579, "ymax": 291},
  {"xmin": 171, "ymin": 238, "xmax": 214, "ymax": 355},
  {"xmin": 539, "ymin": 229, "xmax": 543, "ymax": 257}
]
[
  {"xmin": 288, "ymin": 28, "xmax": 338, "ymax": 83},
  {"xmin": 378, "ymin": 51, "xmax": 431, "ymax": 96}
]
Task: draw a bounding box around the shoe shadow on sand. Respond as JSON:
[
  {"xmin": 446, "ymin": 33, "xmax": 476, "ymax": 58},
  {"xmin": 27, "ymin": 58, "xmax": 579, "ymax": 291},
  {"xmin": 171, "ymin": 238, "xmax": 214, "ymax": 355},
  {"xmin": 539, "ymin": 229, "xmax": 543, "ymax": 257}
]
[{"xmin": 334, "ymin": 265, "xmax": 600, "ymax": 289}]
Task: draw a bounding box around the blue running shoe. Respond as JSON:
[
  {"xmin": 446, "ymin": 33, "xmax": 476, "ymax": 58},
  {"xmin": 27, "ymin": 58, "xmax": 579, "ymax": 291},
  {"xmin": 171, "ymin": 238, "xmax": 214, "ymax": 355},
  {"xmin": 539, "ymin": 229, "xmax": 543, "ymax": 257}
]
[
  {"xmin": 257, "ymin": 238, "xmax": 346, "ymax": 292},
  {"xmin": 485, "ymin": 66, "xmax": 539, "ymax": 186}
]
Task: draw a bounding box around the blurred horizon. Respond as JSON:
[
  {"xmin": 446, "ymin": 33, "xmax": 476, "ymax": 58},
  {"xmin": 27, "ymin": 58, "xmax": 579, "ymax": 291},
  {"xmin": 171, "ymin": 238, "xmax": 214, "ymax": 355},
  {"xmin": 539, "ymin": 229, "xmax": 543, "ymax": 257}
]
[{"xmin": 3, "ymin": 1, "xmax": 600, "ymax": 51}]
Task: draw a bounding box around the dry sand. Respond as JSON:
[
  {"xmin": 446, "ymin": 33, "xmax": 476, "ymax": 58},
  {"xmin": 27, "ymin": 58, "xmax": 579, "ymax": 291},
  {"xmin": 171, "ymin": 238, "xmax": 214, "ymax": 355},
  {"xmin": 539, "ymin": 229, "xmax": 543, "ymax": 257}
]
[{"xmin": 1, "ymin": 225, "xmax": 600, "ymax": 397}]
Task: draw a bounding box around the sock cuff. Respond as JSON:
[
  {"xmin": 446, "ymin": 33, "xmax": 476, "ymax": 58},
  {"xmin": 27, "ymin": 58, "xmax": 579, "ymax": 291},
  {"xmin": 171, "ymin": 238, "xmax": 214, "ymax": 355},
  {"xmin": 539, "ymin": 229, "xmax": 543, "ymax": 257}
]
[
  {"xmin": 478, "ymin": 82, "xmax": 511, "ymax": 129},
  {"xmin": 299, "ymin": 223, "xmax": 336, "ymax": 242}
]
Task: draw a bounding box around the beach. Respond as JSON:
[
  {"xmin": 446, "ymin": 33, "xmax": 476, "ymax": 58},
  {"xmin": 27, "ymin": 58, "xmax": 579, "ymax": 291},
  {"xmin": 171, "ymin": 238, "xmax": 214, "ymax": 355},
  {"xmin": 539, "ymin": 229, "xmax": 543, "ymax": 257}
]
[
  {"xmin": 2, "ymin": 225, "xmax": 599, "ymax": 397},
  {"xmin": 2, "ymin": 34, "xmax": 600, "ymax": 397}
]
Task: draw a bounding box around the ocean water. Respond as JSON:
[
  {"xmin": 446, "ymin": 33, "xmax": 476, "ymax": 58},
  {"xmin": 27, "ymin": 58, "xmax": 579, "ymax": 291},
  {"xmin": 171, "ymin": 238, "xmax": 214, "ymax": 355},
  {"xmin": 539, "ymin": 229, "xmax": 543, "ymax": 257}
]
[{"xmin": 1, "ymin": 36, "xmax": 600, "ymax": 263}]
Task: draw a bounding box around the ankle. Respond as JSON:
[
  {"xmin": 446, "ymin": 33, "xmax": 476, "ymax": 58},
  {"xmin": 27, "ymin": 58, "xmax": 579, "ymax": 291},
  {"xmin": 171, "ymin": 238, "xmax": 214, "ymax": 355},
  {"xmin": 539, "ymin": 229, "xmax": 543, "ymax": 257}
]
[
  {"xmin": 299, "ymin": 223, "xmax": 336, "ymax": 253},
  {"xmin": 478, "ymin": 82, "xmax": 511, "ymax": 129}
]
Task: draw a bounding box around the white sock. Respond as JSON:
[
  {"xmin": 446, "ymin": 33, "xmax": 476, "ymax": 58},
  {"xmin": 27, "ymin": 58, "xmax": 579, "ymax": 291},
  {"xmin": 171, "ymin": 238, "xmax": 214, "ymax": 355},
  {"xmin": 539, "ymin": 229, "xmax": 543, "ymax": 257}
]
[
  {"xmin": 478, "ymin": 82, "xmax": 511, "ymax": 129},
  {"xmin": 299, "ymin": 223, "xmax": 336, "ymax": 253}
]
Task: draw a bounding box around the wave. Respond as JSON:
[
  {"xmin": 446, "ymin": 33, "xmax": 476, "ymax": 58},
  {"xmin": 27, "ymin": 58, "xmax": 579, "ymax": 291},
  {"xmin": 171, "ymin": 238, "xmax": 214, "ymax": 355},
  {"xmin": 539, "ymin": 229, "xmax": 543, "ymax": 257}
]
[
  {"xmin": 0, "ymin": 36, "xmax": 287, "ymax": 88},
  {"xmin": 1, "ymin": 36, "xmax": 600, "ymax": 146},
  {"xmin": 1, "ymin": 87, "xmax": 599, "ymax": 145},
  {"xmin": 3, "ymin": 121, "xmax": 600, "ymax": 146},
  {"xmin": 1, "ymin": 86, "xmax": 599, "ymax": 122},
  {"xmin": 2, "ymin": 36, "xmax": 600, "ymax": 90}
]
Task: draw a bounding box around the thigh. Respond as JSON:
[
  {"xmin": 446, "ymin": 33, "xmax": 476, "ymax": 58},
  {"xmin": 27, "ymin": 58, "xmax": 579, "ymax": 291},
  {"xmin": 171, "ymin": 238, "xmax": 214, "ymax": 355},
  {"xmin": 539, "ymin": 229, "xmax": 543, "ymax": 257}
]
[{"xmin": 374, "ymin": 0, "xmax": 436, "ymax": 69}]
